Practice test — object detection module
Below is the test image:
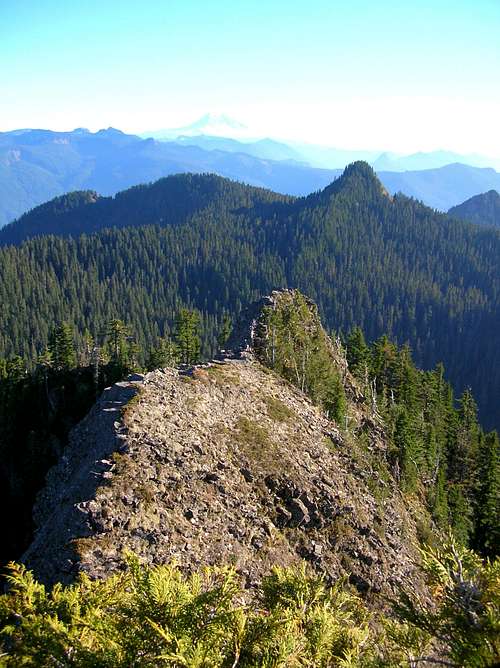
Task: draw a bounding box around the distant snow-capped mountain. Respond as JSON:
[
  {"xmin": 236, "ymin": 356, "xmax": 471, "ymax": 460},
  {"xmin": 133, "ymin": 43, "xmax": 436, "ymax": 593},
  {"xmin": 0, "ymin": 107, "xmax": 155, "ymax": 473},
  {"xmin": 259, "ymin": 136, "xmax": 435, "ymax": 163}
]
[
  {"xmin": 143, "ymin": 113, "xmax": 253, "ymax": 140},
  {"xmin": 141, "ymin": 114, "xmax": 500, "ymax": 171}
]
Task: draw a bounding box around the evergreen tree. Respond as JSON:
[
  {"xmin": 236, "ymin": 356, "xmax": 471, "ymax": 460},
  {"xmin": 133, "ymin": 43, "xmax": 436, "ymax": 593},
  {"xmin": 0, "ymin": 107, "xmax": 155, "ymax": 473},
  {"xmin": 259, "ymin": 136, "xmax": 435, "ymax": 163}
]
[
  {"xmin": 48, "ymin": 323, "xmax": 76, "ymax": 372},
  {"xmin": 80, "ymin": 329, "xmax": 95, "ymax": 366},
  {"xmin": 175, "ymin": 309, "xmax": 201, "ymax": 365},
  {"xmin": 258, "ymin": 292, "xmax": 346, "ymax": 424},
  {"xmin": 323, "ymin": 370, "xmax": 347, "ymax": 425},
  {"xmin": 473, "ymin": 431, "xmax": 500, "ymax": 557},
  {"xmin": 430, "ymin": 463, "xmax": 449, "ymax": 528},
  {"xmin": 5, "ymin": 356, "xmax": 26, "ymax": 384},
  {"xmin": 217, "ymin": 314, "xmax": 232, "ymax": 350},
  {"xmin": 105, "ymin": 319, "xmax": 131, "ymax": 367},
  {"xmin": 346, "ymin": 326, "xmax": 370, "ymax": 381},
  {"xmin": 146, "ymin": 336, "xmax": 180, "ymax": 370},
  {"xmin": 104, "ymin": 319, "xmax": 142, "ymax": 379},
  {"xmin": 448, "ymin": 484, "xmax": 474, "ymax": 546},
  {"xmin": 449, "ymin": 390, "xmax": 480, "ymax": 490},
  {"xmin": 393, "ymin": 407, "xmax": 420, "ymax": 492}
]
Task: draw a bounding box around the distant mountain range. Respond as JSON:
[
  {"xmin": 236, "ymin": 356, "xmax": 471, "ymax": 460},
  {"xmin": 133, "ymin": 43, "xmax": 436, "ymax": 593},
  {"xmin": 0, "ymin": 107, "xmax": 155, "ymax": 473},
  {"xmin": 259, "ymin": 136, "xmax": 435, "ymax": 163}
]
[
  {"xmin": 168, "ymin": 135, "xmax": 306, "ymax": 164},
  {"xmin": 379, "ymin": 164, "xmax": 500, "ymax": 213},
  {"xmin": 142, "ymin": 113, "xmax": 500, "ymax": 170},
  {"xmin": 0, "ymin": 127, "xmax": 340, "ymax": 227},
  {"xmin": 372, "ymin": 150, "xmax": 499, "ymax": 172},
  {"xmin": 448, "ymin": 189, "xmax": 500, "ymax": 228},
  {"xmin": 2, "ymin": 124, "xmax": 500, "ymax": 227}
]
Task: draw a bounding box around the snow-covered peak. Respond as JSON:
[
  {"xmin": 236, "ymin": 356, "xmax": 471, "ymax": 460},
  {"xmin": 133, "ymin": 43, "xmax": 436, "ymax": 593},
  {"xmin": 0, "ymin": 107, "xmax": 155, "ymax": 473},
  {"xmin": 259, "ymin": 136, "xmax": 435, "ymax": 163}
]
[
  {"xmin": 184, "ymin": 113, "xmax": 248, "ymax": 136},
  {"xmin": 144, "ymin": 113, "xmax": 253, "ymax": 140}
]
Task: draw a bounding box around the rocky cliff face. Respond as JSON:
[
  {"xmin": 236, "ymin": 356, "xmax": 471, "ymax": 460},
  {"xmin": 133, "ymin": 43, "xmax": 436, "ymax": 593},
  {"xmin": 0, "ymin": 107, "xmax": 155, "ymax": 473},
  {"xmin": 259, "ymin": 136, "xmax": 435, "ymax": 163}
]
[{"xmin": 23, "ymin": 292, "xmax": 425, "ymax": 602}]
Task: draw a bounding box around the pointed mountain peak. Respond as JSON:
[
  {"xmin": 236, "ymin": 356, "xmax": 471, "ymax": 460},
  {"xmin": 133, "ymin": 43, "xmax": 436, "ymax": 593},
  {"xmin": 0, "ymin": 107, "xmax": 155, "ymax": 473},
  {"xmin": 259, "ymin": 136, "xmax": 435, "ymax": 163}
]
[
  {"xmin": 318, "ymin": 161, "xmax": 390, "ymax": 202},
  {"xmin": 485, "ymin": 189, "xmax": 500, "ymax": 199},
  {"xmin": 341, "ymin": 160, "xmax": 380, "ymax": 180}
]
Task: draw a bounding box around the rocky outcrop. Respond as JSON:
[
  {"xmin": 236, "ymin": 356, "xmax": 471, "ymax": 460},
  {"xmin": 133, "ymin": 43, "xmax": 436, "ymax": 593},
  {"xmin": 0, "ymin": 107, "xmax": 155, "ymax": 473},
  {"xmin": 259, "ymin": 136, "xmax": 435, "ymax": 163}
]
[
  {"xmin": 22, "ymin": 290, "xmax": 430, "ymax": 603},
  {"xmin": 23, "ymin": 357, "xmax": 423, "ymax": 600},
  {"xmin": 225, "ymin": 289, "xmax": 362, "ymax": 404}
]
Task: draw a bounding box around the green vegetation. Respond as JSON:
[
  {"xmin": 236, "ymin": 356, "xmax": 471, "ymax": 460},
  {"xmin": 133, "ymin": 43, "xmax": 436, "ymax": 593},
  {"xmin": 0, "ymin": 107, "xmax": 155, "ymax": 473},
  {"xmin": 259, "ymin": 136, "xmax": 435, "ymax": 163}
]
[
  {"xmin": 0, "ymin": 165, "xmax": 499, "ymax": 431},
  {"xmin": 1, "ymin": 294, "xmax": 498, "ymax": 569},
  {"xmin": 0, "ymin": 284, "xmax": 498, "ymax": 663},
  {"xmin": 147, "ymin": 336, "xmax": 180, "ymax": 371},
  {"xmin": 233, "ymin": 416, "xmax": 274, "ymax": 467},
  {"xmin": 393, "ymin": 536, "xmax": 500, "ymax": 666},
  {"xmin": 344, "ymin": 331, "xmax": 500, "ymax": 558},
  {"xmin": 256, "ymin": 291, "xmax": 346, "ymax": 424},
  {"xmin": 1, "ymin": 539, "xmax": 498, "ymax": 666},
  {"xmin": 0, "ymin": 309, "xmax": 202, "ymax": 567},
  {"xmin": 175, "ymin": 308, "xmax": 201, "ymax": 365},
  {"xmin": 263, "ymin": 395, "xmax": 294, "ymax": 423}
]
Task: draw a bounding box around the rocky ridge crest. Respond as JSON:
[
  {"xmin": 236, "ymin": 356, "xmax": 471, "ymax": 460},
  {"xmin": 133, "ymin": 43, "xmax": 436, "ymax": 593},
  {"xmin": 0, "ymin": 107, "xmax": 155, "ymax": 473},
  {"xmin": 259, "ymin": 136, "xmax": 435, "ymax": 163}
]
[{"xmin": 23, "ymin": 291, "xmax": 425, "ymax": 602}]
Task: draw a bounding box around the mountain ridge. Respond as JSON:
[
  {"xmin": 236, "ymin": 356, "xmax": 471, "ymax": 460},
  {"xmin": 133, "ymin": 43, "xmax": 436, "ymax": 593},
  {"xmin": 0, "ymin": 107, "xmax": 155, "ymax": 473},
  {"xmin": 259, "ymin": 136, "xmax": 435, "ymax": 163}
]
[
  {"xmin": 1, "ymin": 163, "xmax": 500, "ymax": 436},
  {"xmin": 3, "ymin": 126, "xmax": 500, "ymax": 227},
  {"xmin": 0, "ymin": 162, "xmax": 410, "ymax": 246},
  {"xmin": 22, "ymin": 290, "xmax": 425, "ymax": 599},
  {"xmin": 448, "ymin": 189, "xmax": 500, "ymax": 228},
  {"xmin": 0, "ymin": 162, "xmax": 456, "ymax": 246},
  {"xmin": 0, "ymin": 172, "xmax": 291, "ymax": 246}
]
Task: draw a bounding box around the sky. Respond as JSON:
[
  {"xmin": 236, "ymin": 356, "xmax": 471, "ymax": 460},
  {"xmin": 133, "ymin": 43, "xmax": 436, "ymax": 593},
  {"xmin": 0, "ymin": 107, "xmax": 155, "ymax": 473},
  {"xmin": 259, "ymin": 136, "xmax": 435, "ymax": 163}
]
[{"xmin": 1, "ymin": 0, "xmax": 500, "ymax": 155}]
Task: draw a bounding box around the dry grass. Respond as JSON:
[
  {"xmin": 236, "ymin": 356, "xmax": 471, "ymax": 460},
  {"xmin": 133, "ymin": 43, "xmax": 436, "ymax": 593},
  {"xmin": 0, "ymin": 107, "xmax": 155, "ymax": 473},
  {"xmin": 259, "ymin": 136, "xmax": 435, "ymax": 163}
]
[{"xmin": 121, "ymin": 389, "xmax": 142, "ymax": 421}]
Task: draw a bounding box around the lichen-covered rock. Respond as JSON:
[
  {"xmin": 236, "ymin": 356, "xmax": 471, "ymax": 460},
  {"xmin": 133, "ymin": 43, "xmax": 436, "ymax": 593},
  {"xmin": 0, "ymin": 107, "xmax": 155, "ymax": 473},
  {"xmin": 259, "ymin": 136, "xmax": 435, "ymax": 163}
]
[{"xmin": 23, "ymin": 359, "xmax": 424, "ymax": 601}]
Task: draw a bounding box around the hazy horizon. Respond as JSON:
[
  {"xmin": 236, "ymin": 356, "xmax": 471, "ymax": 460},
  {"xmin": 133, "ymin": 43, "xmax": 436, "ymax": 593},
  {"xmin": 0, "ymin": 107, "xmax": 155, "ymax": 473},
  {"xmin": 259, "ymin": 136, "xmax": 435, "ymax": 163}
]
[{"xmin": 2, "ymin": 0, "xmax": 500, "ymax": 156}]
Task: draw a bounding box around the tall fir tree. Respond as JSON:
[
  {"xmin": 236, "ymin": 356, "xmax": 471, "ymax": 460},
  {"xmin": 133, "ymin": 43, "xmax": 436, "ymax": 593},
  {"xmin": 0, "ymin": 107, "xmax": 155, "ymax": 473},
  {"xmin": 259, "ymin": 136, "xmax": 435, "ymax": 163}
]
[
  {"xmin": 472, "ymin": 431, "xmax": 500, "ymax": 557},
  {"xmin": 175, "ymin": 309, "xmax": 201, "ymax": 365},
  {"xmin": 346, "ymin": 326, "xmax": 370, "ymax": 382},
  {"xmin": 48, "ymin": 323, "xmax": 76, "ymax": 372}
]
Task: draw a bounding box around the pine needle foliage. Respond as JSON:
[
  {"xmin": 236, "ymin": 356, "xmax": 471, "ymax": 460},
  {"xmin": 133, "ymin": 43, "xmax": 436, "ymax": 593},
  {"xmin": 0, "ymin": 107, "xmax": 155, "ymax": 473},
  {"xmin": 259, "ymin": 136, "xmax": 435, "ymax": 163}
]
[
  {"xmin": 393, "ymin": 535, "xmax": 500, "ymax": 666},
  {"xmin": 257, "ymin": 291, "xmax": 347, "ymax": 424},
  {"xmin": 0, "ymin": 560, "xmax": 382, "ymax": 667}
]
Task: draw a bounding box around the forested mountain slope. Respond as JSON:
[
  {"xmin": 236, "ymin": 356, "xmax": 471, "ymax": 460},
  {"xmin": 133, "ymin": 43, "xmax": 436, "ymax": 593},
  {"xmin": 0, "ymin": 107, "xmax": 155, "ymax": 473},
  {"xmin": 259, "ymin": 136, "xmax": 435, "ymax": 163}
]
[
  {"xmin": 449, "ymin": 189, "xmax": 500, "ymax": 228},
  {"xmin": 0, "ymin": 162, "xmax": 499, "ymax": 429},
  {"xmin": 0, "ymin": 174, "xmax": 290, "ymax": 245},
  {"xmin": 3, "ymin": 290, "xmax": 498, "ymax": 666},
  {"xmin": 0, "ymin": 127, "xmax": 338, "ymax": 227}
]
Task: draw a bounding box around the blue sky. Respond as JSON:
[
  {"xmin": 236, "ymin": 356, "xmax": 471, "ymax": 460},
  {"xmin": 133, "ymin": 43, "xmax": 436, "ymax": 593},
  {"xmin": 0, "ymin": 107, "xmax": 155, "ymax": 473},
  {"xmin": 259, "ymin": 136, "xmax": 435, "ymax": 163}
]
[{"xmin": 1, "ymin": 0, "xmax": 500, "ymax": 153}]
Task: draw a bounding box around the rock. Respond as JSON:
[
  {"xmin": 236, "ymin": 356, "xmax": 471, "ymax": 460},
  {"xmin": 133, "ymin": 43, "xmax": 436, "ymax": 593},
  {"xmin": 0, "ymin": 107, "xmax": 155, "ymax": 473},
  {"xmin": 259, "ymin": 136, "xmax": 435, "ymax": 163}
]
[
  {"xmin": 21, "ymin": 295, "xmax": 425, "ymax": 607},
  {"xmin": 289, "ymin": 498, "xmax": 311, "ymax": 526},
  {"xmin": 240, "ymin": 467, "xmax": 254, "ymax": 482},
  {"xmin": 127, "ymin": 373, "xmax": 145, "ymax": 382},
  {"xmin": 275, "ymin": 505, "xmax": 292, "ymax": 525},
  {"xmin": 312, "ymin": 541, "xmax": 323, "ymax": 557}
]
